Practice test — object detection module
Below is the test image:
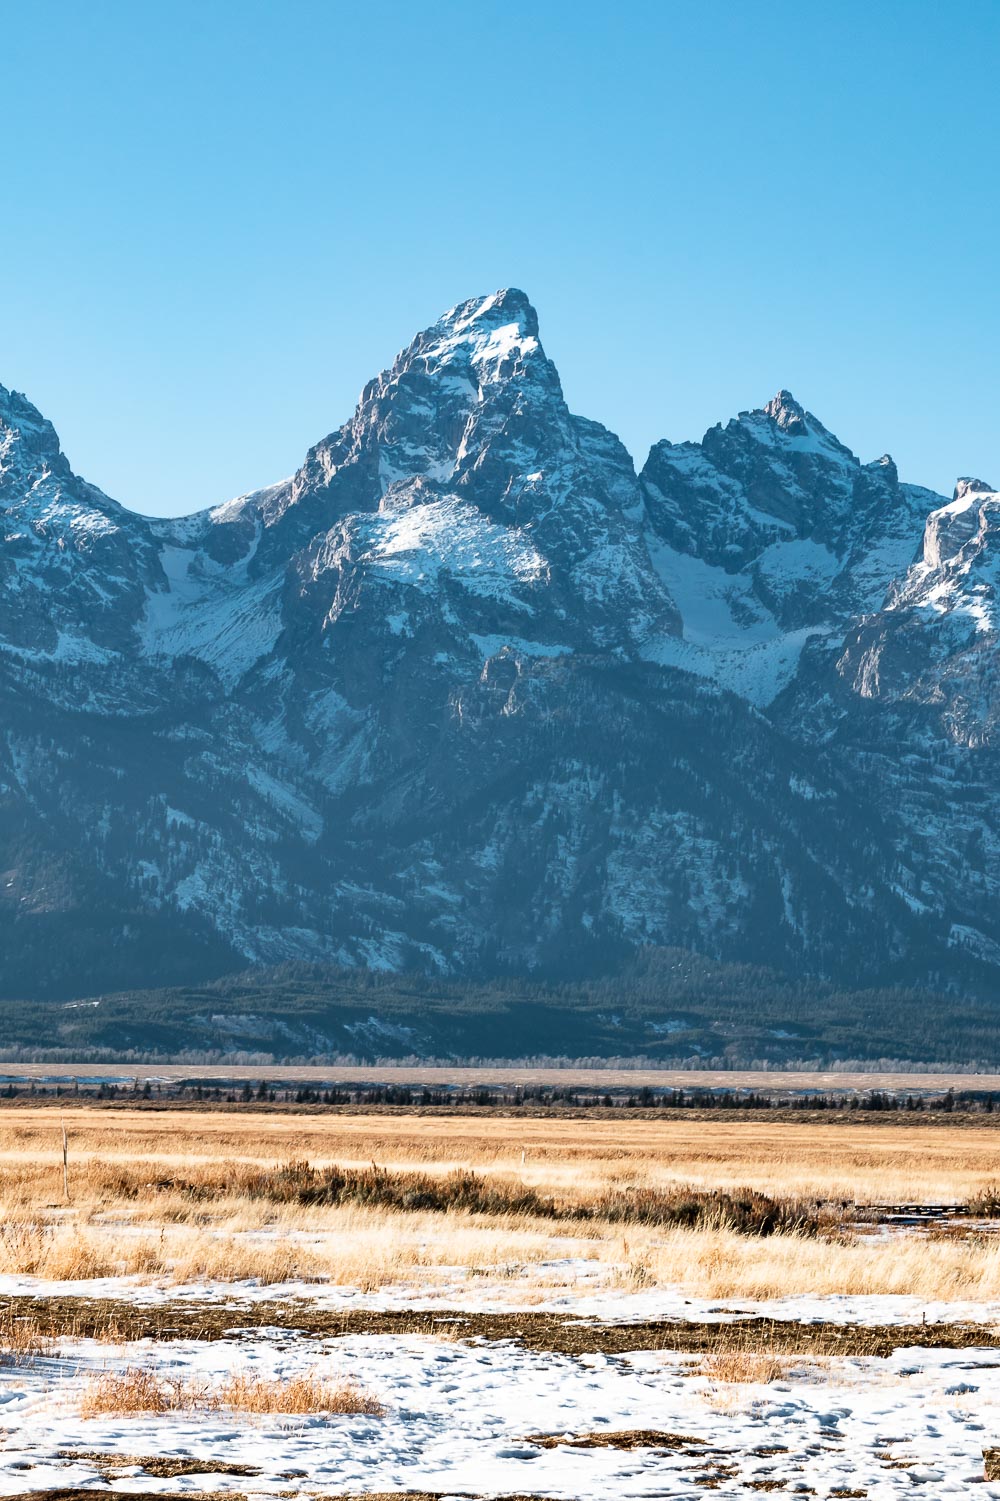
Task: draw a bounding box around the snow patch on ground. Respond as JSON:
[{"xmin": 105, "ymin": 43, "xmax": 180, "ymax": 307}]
[{"xmin": 3, "ymin": 1323, "xmax": 1000, "ymax": 1498}]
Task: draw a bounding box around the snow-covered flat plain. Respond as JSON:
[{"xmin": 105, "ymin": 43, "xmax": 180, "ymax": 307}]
[
  {"xmin": 3, "ymin": 1273, "xmax": 1000, "ymax": 1497},
  {"xmin": 4, "ymin": 1323, "xmax": 1000, "ymax": 1498}
]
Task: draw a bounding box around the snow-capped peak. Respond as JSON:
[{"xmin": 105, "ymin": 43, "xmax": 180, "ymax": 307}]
[
  {"xmin": 919, "ymin": 479, "xmax": 999, "ymax": 571},
  {"xmin": 0, "ymin": 383, "xmax": 58, "ymax": 440},
  {"xmin": 752, "ymin": 391, "xmax": 854, "ymax": 464},
  {"xmin": 404, "ymin": 287, "xmax": 545, "ymax": 392},
  {"xmin": 0, "ymin": 381, "xmax": 133, "ymax": 550},
  {"xmin": 444, "ymin": 287, "xmax": 539, "ymax": 341},
  {"xmin": 0, "ymin": 383, "xmax": 69, "ymax": 491}
]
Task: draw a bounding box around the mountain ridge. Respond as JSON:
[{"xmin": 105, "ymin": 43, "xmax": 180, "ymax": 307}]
[{"xmin": 1, "ymin": 289, "xmax": 997, "ymax": 1016}]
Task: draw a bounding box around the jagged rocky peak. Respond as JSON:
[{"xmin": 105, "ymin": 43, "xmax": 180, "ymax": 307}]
[
  {"xmin": 759, "ymin": 390, "xmax": 865, "ymax": 465},
  {"xmin": 0, "ymin": 382, "xmax": 56, "ymax": 435},
  {"xmin": 283, "ymin": 287, "xmax": 677, "ymax": 648},
  {"xmin": 762, "ymin": 388, "xmax": 809, "ymax": 435},
  {"xmin": 838, "ymin": 469, "xmax": 1000, "ymax": 738},
  {"xmin": 351, "ymin": 286, "xmax": 554, "ymax": 432},
  {"xmin": 0, "ymin": 384, "xmax": 162, "ymax": 667},
  {"xmin": 209, "ymin": 289, "xmax": 673, "ymax": 653},
  {"xmin": 0, "ymin": 380, "xmax": 135, "ymax": 551},
  {"xmin": 0, "ymin": 383, "xmax": 71, "ymax": 493},
  {"xmin": 218, "ymin": 288, "xmax": 567, "ymax": 553},
  {"xmin": 721, "ymin": 389, "xmax": 857, "ymax": 468},
  {"xmin": 954, "ymin": 476, "xmax": 996, "ymax": 502},
  {"xmin": 346, "ymin": 285, "xmax": 570, "ymax": 500},
  {"xmin": 640, "ymin": 388, "xmax": 870, "ymax": 570},
  {"xmin": 639, "ymin": 391, "xmax": 948, "ymax": 644},
  {"xmin": 920, "ymin": 476, "xmax": 1000, "ymax": 572}
]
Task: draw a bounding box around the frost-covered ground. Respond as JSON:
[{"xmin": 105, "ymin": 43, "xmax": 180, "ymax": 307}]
[{"xmin": 3, "ymin": 1275, "xmax": 1000, "ymax": 1497}]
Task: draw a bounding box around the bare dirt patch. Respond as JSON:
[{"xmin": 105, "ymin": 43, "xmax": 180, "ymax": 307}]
[
  {"xmin": 58, "ymin": 1453, "xmax": 261, "ymax": 1478},
  {"xmin": 15, "ymin": 1493, "xmax": 567, "ymax": 1501},
  {"xmin": 7, "ymin": 1294, "xmax": 1000, "ymax": 1357},
  {"xmin": 526, "ymin": 1428, "xmax": 704, "ymax": 1450}
]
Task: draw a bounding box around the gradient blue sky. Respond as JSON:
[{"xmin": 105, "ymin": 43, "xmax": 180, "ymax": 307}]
[{"xmin": 3, "ymin": 0, "xmax": 998, "ymax": 516}]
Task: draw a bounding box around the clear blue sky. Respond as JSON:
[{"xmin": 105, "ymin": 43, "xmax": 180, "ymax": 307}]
[{"xmin": 3, "ymin": 0, "xmax": 998, "ymax": 516}]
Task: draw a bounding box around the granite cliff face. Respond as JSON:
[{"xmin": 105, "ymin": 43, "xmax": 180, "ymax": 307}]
[{"xmin": 1, "ymin": 291, "xmax": 997, "ymax": 999}]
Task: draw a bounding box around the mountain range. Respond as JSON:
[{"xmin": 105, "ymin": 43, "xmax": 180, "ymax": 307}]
[{"xmin": 2, "ymin": 288, "xmax": 998, "ymax": 1010}]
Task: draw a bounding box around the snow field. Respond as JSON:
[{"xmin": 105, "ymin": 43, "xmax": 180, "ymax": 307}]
[{"xmin": 4, "ymin": 1321, "xmax": 1000, "ymax": 1497}]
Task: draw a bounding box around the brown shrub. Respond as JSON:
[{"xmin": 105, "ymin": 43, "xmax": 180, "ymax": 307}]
[
  {"xmin": 143, "ymin": 1159, "xmax": 821, "ymax": 1237},
  {"xmin": 238, "ymin": 1160, "xmax": 557, "ymax": 1219},
  {"xmin": 966, "ymin": 1184, "xmax": 1000, "ymax": 1217},
  {"xmin": 592, "ymin": 1185, "xmax": 819, "ymax": 1236},
  {"xmin": 528, "ymin": 1429, "xmax": 704, "ymax": 1450}
]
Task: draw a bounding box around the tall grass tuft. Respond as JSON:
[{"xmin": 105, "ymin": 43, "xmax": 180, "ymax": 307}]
[
  {"xmin": 79, "ymin": 1365, "xmax": 384, "ymax": 1417},
  {"xmin": 700, "ymin": 1350, "xmax": 790, "ymax": 1383}
]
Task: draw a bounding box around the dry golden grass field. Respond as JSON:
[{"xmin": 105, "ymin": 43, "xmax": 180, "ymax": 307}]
[
  {"xmin": 1, "ymin": 1106, "xmax": 999, "ymax": 1302},
  {"xmin": 4, "ymin": 1105, "xmax": 1000, "ymax": 1198}
]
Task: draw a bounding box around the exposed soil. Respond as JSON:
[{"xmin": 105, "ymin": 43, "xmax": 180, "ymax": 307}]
[
  {"xmin": 58, "ymin": 1453, "xmax": 261, "ymax": 1477},
  {"xmin": 10, "ymin": 1494, "xmax": 250, "ymax": 1501},
  {"xmin": 7, "ymin": 1295, "xmax": 1000, "ymax": 1357},
  {"xmin": 13, "ymin": 1493, "xmax": 566, "ymax": 1501},
  {"xmin": 525, "ymin": 1428, "xmax": 704, "ymax": 1449}
]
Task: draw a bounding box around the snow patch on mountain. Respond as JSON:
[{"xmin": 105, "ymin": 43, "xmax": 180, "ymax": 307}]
[
  {"xmin": 0, "ymin": 630, "xmax": 117, "ymax": 665},
  {"xmin": 469, "ymin": 633, "xmax": 573, "ymax": 660},
  {"xmin": 756, "ymin": 536, "xmax": 840, "ymax": 596},
  {"xmin": 141, "ymin": 543, "xmax": 284, "ymax": 688},
  {"xmin": 641, "ymin": 536, "xmax": 830, "ymax": 704},
  {"xmin": 356, "ymin": 492, "xmax": 548, "ymax": 602}
]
